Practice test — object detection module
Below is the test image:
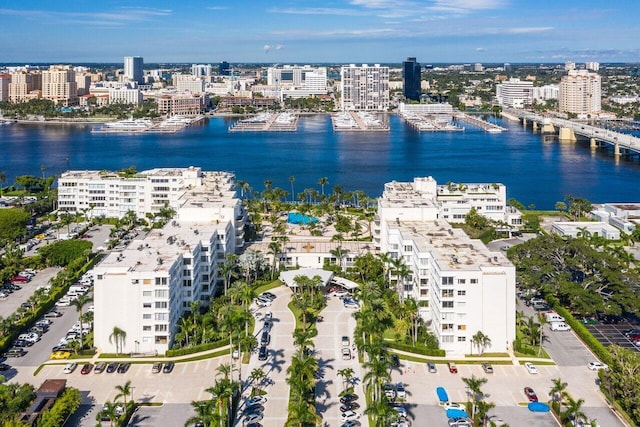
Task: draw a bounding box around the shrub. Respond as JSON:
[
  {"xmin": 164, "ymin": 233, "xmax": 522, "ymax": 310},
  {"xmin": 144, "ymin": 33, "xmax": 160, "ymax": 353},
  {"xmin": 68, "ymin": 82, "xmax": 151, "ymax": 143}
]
[
  {"xmin": 165, "ymin": 339, "xmax": 227, "ymax": 357},
  {"xmin": 386, "ymin": 341, "xmax": 445, "ymax": 357}
]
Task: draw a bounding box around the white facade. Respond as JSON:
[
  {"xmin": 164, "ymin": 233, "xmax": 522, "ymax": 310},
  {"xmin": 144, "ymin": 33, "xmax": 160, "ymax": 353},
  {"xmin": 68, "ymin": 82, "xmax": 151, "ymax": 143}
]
[
  {"xmin": 176, "ymin": 77, "xmax": 205, "ymax": 93},
  {"xmin": 124, "ymin": 56, "xmax": 144, "ymax": 84},
  {"xmin": 496, "ymin": 78, "xmax": 533, "ymax": 108},
  {"xmin": 58, "ymin": 167, "xmax": 206, "ymax": 220},
  {"xmin": 109, "ymin": 84, "xmax": 143, "ymax": 105},
  {"xmin": 375, "ymin": 178, "xmax": 516, "ymax": 356},
  {"xmin": 551, "ymin": 221, "xmax": 620, "ymax": 240},
  {"xmin": 86, "ymin": 170, "xmax": 246, "ymax": 355},
  {"xmin": 398, "ymin": 103, "xmax": 453, "ymax": 115},
  {"xmin": 591, "ymin": 203, "xmax": 640, "ymax": 233},
  {"xmin": 585, "ymin": 62, "xmax": 600, "ymax": 72},
  {"xmin": 533, "ymin": 85, "xmax": 559, "ymax": 101},
  {"xmin": 559, "ymin": 70, "xmax": 601, "ymax": 115},
  {"xmin": 340, "ymin": 64, "xmax": 389, "ymax": 111},
  {"xmin": 191, "ymin": 64, "xmax": 212, "ymax": 77},
  {"xmin": 263, "ymin": 65, "xmax": 328, "ymax": 100}
]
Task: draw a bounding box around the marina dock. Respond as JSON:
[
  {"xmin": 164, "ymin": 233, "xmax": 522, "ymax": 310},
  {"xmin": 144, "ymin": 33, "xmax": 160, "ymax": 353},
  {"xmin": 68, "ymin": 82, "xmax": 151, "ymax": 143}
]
[
  {"xmin": 91, "ymin": 116, "xmax": 204, "ymax": 134},
  {"xmin": 228, "ymin": 112, "xmax": 298, "ymax": 132},
  {"xmin": 331, "ymin": 111, "xmax": 389, "ymax": 132},
  {"xmin": 400, "ymin": 112, "xmax": 464, "ymax": 132},
  {"xmin": 454, "ymin": 113, "xmax": 507, "ymax": 133}
]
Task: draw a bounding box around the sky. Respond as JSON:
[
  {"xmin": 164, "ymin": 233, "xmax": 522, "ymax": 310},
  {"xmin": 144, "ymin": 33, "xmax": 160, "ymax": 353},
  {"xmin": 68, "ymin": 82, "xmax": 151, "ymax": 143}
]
[{"xmin": 1, "ymin": 0, "xmax": 639, "ymax": 64}]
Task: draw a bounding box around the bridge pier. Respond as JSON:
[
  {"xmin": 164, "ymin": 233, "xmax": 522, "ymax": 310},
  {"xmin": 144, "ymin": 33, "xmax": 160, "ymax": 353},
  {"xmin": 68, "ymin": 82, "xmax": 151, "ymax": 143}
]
[
  {"xmin": 558, "ymin": 127, "xmax": 576, "ymax": 142},
  {"xmin": 522, "ymin": 118, "xmax": 527, "ymax": 127},
  {"xmin": 590, "ymin": 138, "xmax": 597, "ymax": 149},
  {"xmin": 532, "ymin": 122, "xmax": 538, "ymax": 132},
  {"xmin": 541, "ymin": 118, "xmax": 554, "ymax": 134},
  {"xmin": 615, "ymin": 143, "xmax": 621, "ymax": 156}
]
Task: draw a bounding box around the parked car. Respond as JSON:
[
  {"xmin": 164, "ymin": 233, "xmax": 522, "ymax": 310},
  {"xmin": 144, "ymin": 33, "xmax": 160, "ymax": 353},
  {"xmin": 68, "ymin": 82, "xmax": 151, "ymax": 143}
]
[
  {"xmin": 106, "ymin": 362, "xmax": 118, "ymax": 373},
  {"xmin": 152, "ymin": 362, "xmax": 163, "ymax": 373},
  {"xmin": 587, "ymin": 361, "xmax": 608, "ymax": 370},
  {"xmin": 14, "ymin": 339, "xmax": 34, "ymax": 348},
  {"xmin": 444, "ymin": 402, "xmax": 465, "ymax": 411},
  {"xmin": 427, "ymin": 362, "xmax": 437, "ymax": 373},
  {"xmin": 341, "ymin": 336, "xmax": 350, "ymax": 347},
  {"xmin": 243, "ymin": 404, "xmax": 264, "ymax": 415},
  {"xmin": 263, "ymin": 311, "xmax": 273, "ymax": 321},
  {"xmin": 391, "ymin": 354, "xmax": 400, "ymax": 367},
  {"xmin": 256, "ymin": 298, "xmax": 271, "ymax": 307},
  {"xmin": 5, "ymin": 347, "xmax": 26, "ymax": 357},
  {"xmin": 384, "ymin": 382, "xmax": 396, "ymax": 399},
  {"xmin": 163, "ymin": 361, "xmax": 175, "ymax": 373},
  {"xmin": 117, "ymin": 362, "xmax": 131, "ymax": 373},
  {"xmin": 341, "ymin": 421, "xmax": 362, "ymax": 427},
  {"xmin": 395, "ymin": 382, "xmax": 406, "ymax": 399},
  {"xmin": 247, "ymin": 395, "xmax": 267, "ymax": 406},
  {"xmin": 340, "ymin": 410, "xmax": 360, "ymax": 422},
  {"xmin": 258, "ymin": 345, "xmax": 268, "ymax": 361},
  {"xmin": 482, "ymin": 362, "xmax": 494, "ymax": 374},
  {"xmin": 81, "ymin": 363, "xmax": 94, "ymax": 375},
  {"xmin": 448, "ymin": 362, "xmax": 458, "ymax": 373},
  {"xmin": 243, "ymin": 413, "xmax": 263, "ymax": 425},
  {"xmin": 524, "ymin": 362, "xmax": 538, "ymax": 374},
  {"xmin": 342, "ymin": 347, "xmax": 352, "ymax": 360},
  {"xmin": 45, "ymin": 310, "xmax": 63, "ymax": 318},
  {"xmin": 63, "ymin": 362, "xmax": 77, "ymax": 374},
  {"xmin": 260, "ymin": 292, "xmax": 276, "ymax": 301},
  {"xmin": 340, "ymin": 402, "xmax": 360, "ymax": 412},
  {"xmin": 50, "ymin": 350, "xmax": 71, "ymax": 360},
  {"xmin": 94, "ymin": 362, "xmax": 106, "ymax": 373},
  {"xmin": 524, "ymin": 386, "xmax": 538, "ymax": 402},
  {"xmin": 340, "ymin": 394, "xmax": 359, "ymax": 404}
]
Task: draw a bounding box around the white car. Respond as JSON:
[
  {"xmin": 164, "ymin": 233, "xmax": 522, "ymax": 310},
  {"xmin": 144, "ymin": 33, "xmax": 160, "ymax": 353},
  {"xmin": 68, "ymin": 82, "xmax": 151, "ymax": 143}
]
[
  {"xmin": 524, "ymin": 362, "xmax": 538, "ymax": 374},
  {"xmin": 588, "ymin": 361, "xmax": 608, "ymax": 371},
  {"xmin": 63, "ymin": 362, "xmax": 77, "ymax": 374},
  {"xmin": 444, "ymin": 402, "xmax": 465, "ymax": 411},
  {"xmin": 18, "ymin": 333, "xmax": 39, "ymax": 343},
  {"xmin": 56, "ymin": 297, "xmax": 72, "ymax": 307},
  {"xmin": 263, "ymin": 311, "xmax": 272, "ymax": 321},
  {"xmin": 395, "ymin": 382, "xmax": 406, "ymax": 399},
  {"xmin": 332, "ymin": 290, "xmax": 350, "ymax": 298},
  {"xmin": 340, "ymin": 410, "xmax": 360, "ymax": 421},
  {"xmin": 243, "ymin": 413, "xmax": 263, "ymax": 425},
  {"xmin": 256, "ymin": 298, "xmax": 271, "ymax": 308}
]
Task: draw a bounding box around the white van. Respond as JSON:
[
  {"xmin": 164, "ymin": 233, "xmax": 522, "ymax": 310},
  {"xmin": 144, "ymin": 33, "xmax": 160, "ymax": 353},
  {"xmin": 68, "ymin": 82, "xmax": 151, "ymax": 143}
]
[
  {"xmin": 545, "ymin": 312, "xmax": 565, "ymax": 323},
  {"xmin": 551, "ymin": 322, "xmax": 571, "ymax": 331}
]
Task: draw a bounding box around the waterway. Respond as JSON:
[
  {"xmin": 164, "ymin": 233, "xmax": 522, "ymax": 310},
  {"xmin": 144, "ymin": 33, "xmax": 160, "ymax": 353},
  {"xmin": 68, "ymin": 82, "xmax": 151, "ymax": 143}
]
[{"xmin": 2, "ymin": 114, "xmax": 640, "ymax": 209}]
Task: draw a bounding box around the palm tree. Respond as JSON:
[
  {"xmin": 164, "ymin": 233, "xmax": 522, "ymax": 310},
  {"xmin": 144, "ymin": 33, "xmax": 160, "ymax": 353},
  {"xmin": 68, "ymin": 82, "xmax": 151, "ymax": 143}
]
[
  {"xmin": 549, "ymin": 377, "xmax": 568, "ymax": 403},
  {"xmin": 114, "ymin": 380, "xmax": 132, "ymax": 405},
  {"xmin": 109, "ymin": 326, "xmax": 127, "ymax": 355},
  {"xmin": 249, "ymin": 367, "xmax": 267, "ymax": 388},
  {"xmin": 286, "ymin": 394, "xmax": 322, "ymax": 427},
  {"xmin": 98, "ymin": 401, "xmax": 120, "ymax": 427},
  {"xmin": 289, "ymin": 175, "xmax": 295, "ymax": 202},
  {"xmin": 185, "ymin": 400, "xmax": 216, "ymax": 427},
  {"xmin": 71, "ymin": 294, "xmax": 92, "ymax": 351},
  {"xmin": 471, "ymin": 331, "xmax": 492, "ymax": 355},
  {"xmin": 461, "ymin": 374, "xmax": 488, "ymax": 419},
  {"xmin": 318, "ymin": 177, "xmax": 328, "ymax": 197},
  {"xmin": 337, "ymin": 368, "xmax": 355, "ymax": 391},
  {"xmin": 216, "ymin": 362, "xmax": 234, "ymax": 381},
  {"xmin": 561, "ymin": 396, "xmax": 586, "ymax": 425}
]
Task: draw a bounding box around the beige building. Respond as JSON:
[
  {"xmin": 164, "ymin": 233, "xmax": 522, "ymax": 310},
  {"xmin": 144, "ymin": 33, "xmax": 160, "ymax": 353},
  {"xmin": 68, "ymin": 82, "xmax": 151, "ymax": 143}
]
[
  {"xmin": 9, "ymin": 71, "xmax": 42, "ymax": 102},
  {"xmin": 42, "ymin": 65, "xmax": 77, "ymax": 105},
  {"xmin": 0, "ymin": 74, "xmax": 10, "ymax": 102},
  {"xmin": 559, "ymin": 70, "xmax": 601, "ymax": 115},
  {"xmin": 156, "ymin": 93, "xmax": 205, "ymax": 116}
]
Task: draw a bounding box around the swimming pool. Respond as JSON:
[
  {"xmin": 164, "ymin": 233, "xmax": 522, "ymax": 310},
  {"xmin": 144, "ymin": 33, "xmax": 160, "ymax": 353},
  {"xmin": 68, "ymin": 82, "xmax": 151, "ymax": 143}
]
[{"xmin": 287, "ymin": 212, "xmax": 318, "ymax": 225}]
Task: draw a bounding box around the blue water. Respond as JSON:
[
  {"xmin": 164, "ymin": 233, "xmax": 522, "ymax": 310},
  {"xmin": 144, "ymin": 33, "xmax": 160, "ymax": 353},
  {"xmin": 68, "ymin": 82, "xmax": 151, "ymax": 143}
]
[
  {"xmin": 288, "ymin": 212, "xmax": 318, "ymax": 225},
  {"xmin": 2, "ymin": 114, "xmax": 640, "ymax": 209}
]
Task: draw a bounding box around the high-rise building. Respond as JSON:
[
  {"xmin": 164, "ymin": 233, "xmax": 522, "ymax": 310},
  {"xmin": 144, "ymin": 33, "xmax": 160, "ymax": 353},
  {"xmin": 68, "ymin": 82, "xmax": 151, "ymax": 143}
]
[
  {"xmin": 0, "ymin": 74, "xmax": 10, "ymax": 102},
  {"xmin": 585, "ymin": 62, "xmax": 600, "ymax": 72},
  {"xmin": 402, "ymin": 57, "xmax": 421, "ymax": 101},
  {"xmin": 219, "ymin": 61, "xmax": 230, "ymax": 76},
  {"xmin": 340, "ymin": 64, "xmax": 389, "ymax": 111},
  {"xmin": 559, "ymin": 70, "xmax": 601, "ymax": 115},
  {"xmin": 41, "ymin": 65, "xmax": 77, "ymax": 105},
  {"xmin": 124, "ymin": 56, "xmax": 144, "ymax": 84},
  {"xmin": 8, "ymin": 71, "xmax": 41, "ymax": 102},
  {"xmin": 191, "ymin": 64, "xmax": 212, "ymax": 77},
  {"xmin": 495, "ymin": 78, "xmax": 533, "ymax": 109},
  {"xmin": 503, "ymin": 63, "xmax": 513, "ymax": 73},
  {"xmin": 564, "ymin": 61, "xmax": 576, "ymax": 72}
]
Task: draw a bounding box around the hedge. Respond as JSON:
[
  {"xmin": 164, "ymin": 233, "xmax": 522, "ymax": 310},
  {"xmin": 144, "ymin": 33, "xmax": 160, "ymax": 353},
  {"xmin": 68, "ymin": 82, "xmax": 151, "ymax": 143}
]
[
  {"xmin": 386, "ymin": 341, "xmax": 446, "ymax": 357},
  {"xmin": 165, "ymin": 339, "xmax": 228, "ymax": 357}
]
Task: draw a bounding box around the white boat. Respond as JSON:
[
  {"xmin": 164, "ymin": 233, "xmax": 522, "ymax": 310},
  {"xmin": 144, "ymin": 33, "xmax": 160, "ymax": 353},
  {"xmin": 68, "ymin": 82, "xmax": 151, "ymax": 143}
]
[{"xmin": 92, "ymin": 118, "xmax": 153, "ymax": 133}]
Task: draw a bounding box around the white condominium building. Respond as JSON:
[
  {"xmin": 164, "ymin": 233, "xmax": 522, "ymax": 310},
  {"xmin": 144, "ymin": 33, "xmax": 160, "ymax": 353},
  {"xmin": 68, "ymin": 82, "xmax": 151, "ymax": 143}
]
[
  {"xmin": 559, "ymin": 70, "xmax": 601, "ymax": 115},
  {"xmin": 92, "ymin": 172, "xmax": 246, "ymax": 355},
  {"xmin": 191, "ymin": 64, "xmax": 213, "ymax": 77},
  {"xmin": 109, "ymin": 84, "xmax": 143, "ymax": 105},
  {"xmin": 58, "ymin": 167, "xmax": 214, "ymax": 220},
  {"xmin": 175, "ymin": 76, "xmax": 205, "ymax": 93},
  {"xmin": 495, "ymin": 78, "xmax": 533, "ymax": 108},
  {"xmin": 533, "ymin": 84, "xmax": 559, "ymax": 101},
  {"xmin": 340, "ymin": 64, "xmax": 389, "ymax": 111},
  {"xmin": 375, "ymin": 177, "xmax": 516, "ymax": 355},
  {"xmin": 41, "ymin": 65, "xmax": 77, "ymax": 105}
]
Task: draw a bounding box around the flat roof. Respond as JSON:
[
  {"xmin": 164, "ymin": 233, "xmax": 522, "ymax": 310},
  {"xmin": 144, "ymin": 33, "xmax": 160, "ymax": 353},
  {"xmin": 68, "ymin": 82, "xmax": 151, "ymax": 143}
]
[{"xmin": 280, "ymin": 268, "xmax": 334, "ymax": 287}]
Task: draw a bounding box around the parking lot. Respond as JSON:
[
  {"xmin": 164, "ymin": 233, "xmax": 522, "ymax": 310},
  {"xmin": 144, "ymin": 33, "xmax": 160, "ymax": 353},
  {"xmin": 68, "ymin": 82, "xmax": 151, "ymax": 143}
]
[
  {"xmin": 585, "ymin": 321, "xmax": 640, "ymax": 352},
  {"xmin": 0, "ymin": 267, "xmax": 62, "ymax": 318}
]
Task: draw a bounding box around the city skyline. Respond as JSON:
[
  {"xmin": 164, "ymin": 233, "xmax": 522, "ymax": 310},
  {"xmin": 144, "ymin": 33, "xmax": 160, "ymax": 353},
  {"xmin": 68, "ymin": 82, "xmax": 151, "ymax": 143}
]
[{"xmin": 1, "ymin": 1, "xmax": 639, "ymax": 63}]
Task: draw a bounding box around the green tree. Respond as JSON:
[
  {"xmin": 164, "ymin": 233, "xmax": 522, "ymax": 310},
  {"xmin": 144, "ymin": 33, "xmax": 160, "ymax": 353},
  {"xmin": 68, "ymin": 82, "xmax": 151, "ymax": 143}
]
[
  {"xmin": 114, "ymin": 380, "xmax": 132, "ymax": 406},
  {"xmin": 71, "ymin": 294, "xmax": 93, "ymax": 351},
  {"xmin": 471, "ymin": 331, "xmax": 492, "ymax": 356}
]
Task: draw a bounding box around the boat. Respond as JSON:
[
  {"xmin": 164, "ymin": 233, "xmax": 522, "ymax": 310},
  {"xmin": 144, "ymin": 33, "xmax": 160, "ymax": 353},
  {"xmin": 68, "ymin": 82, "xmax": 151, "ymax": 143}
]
[
  {"xmin": 91, "ymin": 118, "xmax": 153, "ymax": 133},
  {"xmin": 436, "ymin": 386, "xmax": 449, "ymax": 403}
]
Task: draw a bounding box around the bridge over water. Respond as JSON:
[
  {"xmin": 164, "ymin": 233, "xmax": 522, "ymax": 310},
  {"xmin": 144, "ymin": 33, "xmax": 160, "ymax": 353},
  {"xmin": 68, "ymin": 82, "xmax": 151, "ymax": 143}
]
[{"xmin": 502, "ymin": 108, "xmax": 640, "ymax": 156}]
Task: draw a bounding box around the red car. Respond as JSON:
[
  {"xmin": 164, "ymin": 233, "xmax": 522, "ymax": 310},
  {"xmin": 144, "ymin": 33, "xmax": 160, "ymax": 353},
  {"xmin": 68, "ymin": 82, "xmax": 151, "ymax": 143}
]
[
  {"xmin": 524, "ymin": 387, "xmax": 538, "ymax": 402},
  {"xmin": 11, "ymin": 276, "xmax": 29, "ymax": 283},
  {"xmin": 81, "ymin": 363, "xmax": 94, "ymax": 375}
]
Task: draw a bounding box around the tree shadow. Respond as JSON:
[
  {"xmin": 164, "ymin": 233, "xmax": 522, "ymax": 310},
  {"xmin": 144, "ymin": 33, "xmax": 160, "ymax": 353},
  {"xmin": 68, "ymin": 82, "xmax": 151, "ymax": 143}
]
[{"xmin": 262, "ymin": 347, "xmax": 287, "ymax": 375}]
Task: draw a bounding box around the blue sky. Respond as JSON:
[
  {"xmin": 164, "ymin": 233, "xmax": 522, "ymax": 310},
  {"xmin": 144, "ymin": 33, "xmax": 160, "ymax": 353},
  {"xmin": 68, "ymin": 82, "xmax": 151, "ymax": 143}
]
[{"xmin": 1, "ymin": 0, "xmax": 639, "ymax": 63}]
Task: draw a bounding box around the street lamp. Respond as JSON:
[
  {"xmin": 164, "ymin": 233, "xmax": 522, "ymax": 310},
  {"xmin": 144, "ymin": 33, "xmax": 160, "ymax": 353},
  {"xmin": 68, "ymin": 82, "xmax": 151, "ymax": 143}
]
[{"xmin": 134, "ymin": 340, "xmax": 139, "ymax": 354}]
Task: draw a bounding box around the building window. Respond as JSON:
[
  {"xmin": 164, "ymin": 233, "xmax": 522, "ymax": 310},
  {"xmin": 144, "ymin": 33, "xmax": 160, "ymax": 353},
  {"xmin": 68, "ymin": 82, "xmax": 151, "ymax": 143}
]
[
  {"xmin": 458, "ymin": 324, "xmax": 466, "ymax": 330},
  {"xmin": 143, "ymin": 303, "xmax": 152, "ymax": 309},
  {"xmin": 442, "ymin": 335, "xmax": 454, "ymax": 343},
  {"xmin": 155, "ymin": 289, "xmax": 168, "ymax": 298},
  {"xmin": 442, "ymin": 323, "xmax": 454, "ymax": 331},
  {"xmin": 458, "ymin": 279, "xmax": 466, "ymax": 284},
  {"xmin": 143, "ymin": 325, "xmax": 152, "ymax": 331},
  {"xmin": 458, "ymin": 336, "xmax": 466, "ymax": 342},
  {"xmin": 155, "ymin": 324, "xmax": 168, "ymax": 332},
  {"xmin": 442, "ymin": 301, "xmax": 454, "ymax": 308},
  {"xmin": 420, "ymin": 289, "xmax": 428, "ymax": 297},
  {"xmin": 442, "ymin": 277, "xmax": 454, "ymax": 285},
  {"xmin": 442, "ymin": 289, "xmax": 454, "ymax": 298},
  {"xmin": 470, "ymin": 279, "xmax": 478, "ymax": 284},
  {"xmin": 155, "ymin": 336, "xmax": 168, "ymax": 344},
  {"xmin": 142, "ymin": 291, "xmax": 152, "ymax": 297},
  {"xmin": 142, "ymin": 314, "xmax": 152, "ymax": 320},
  {"xmin": 155, "ymin": 301, "xmax": 168, "ymax": 309},
  {"xmin": 457, "ymin": 290, "xmax": 466, "ymax": 296}
]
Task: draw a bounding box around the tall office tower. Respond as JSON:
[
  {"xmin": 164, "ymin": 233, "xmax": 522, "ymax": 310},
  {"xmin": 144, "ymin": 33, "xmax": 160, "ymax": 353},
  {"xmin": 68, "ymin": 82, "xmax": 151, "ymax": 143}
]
[
  {"xmin": 219, "ymin": 61, "xmax": 230, "ymax": 76},
  {"xmin": 495, "ymin": 78, "xmax": 534, "ymax": 109},
  {"xmin": 559, "ymin": 70, "xmax": 601, "ymax": 114},
  {"xmin": 124, "ymin": 56, "xmax": 144, "ymax": 84},
  {"xmin": 41, "ymin": 65, "xmax": 77, "ymax": 105},
  {"xmin": 340, "ymin": 64, "xmax": 389, "ymax": 111},
  {"xmin": 402, "ymin": 57, "xmax": 421, "ymax": 101},
  {"xmin": 191, "ymin": 64, "xmax": 212, "ymax": 77},
  {"xmin": 503, "ymin": 63, "xmax": 513, "ymax": 73}
]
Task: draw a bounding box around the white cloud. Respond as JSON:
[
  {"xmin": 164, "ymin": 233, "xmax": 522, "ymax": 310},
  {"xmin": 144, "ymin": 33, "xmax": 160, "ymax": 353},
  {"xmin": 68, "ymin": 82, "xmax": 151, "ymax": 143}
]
[
  {"xmin": 476, "ymin": 47, "xmax": 487, "ymax": 52},
  {"xmin": 207, "ymin": 6, "xmax": 228, "ymax": 11},
  {"xmin": 0, "ymin": 7, "xmax": 172, "ymax": 26},
  {"xmin": 268, "ymin": 7, "xmax": 367, "ymax": 16}
]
